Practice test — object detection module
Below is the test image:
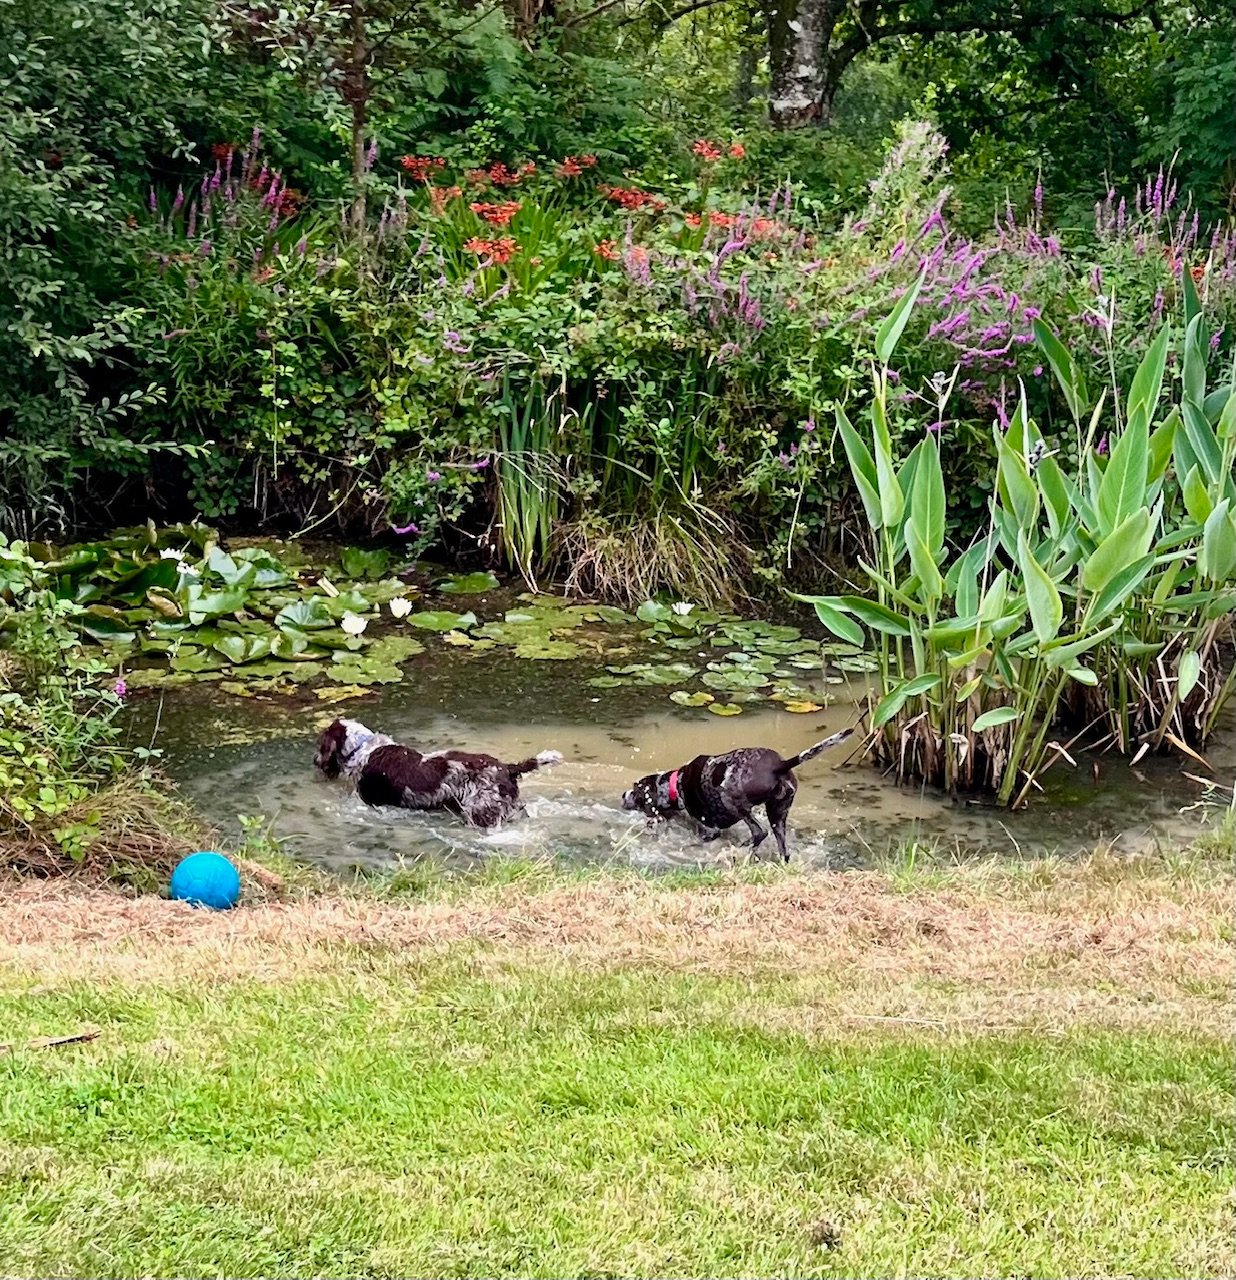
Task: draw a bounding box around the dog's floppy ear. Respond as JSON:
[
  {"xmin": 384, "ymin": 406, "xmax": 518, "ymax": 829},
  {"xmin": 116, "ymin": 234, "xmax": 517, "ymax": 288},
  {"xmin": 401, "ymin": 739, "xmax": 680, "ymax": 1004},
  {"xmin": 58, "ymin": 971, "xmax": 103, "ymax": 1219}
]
[{"xmin": 314, "ymin": 719, "xmax": 347, "ymax": 777}]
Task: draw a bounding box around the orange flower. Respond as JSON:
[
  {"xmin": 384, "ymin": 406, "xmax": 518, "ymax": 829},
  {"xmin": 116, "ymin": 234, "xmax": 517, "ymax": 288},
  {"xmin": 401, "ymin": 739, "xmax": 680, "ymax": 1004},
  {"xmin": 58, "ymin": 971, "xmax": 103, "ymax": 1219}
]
[
  {"xmin": 556, "ymin": 157, "xmax": 583, "ymax": 178},
  {"xmin": 594, "ymin": 239, "xmax": 619, "ymax": 261},
  {"xmin": 470, "ymin": 200, "xmax": 521, "ymax": 226},
  {"xmin": 211, "ymin": 142, "xmax": 236, "ymax": 161},
  {"xmin": 252, "ymin": 265, "xmax": 275, "ymax": 284},
  {"xmin": 579, "ymin": 154, "xmax": 597, "ymax": 168},
  {"xmin": 691, "ymin": 139, "xmax": 722, "ymax": 161},
  {"xmin": 487, "ymin": 162, "xmax": 522, "ymax": 187},
  {"xmin": 464, "ymin": 236, "xmax": 519, "ymax": 264},
  {"xmin": 709, "ymin": 212, "xmax": 736, "ymax": 229},
  {"xmin": 727, "ymin": 142, "xmax": 746, "ymax": 159},
  {"xmin": 684, "ymin": 213, "xmax": 702, "ymax": 229},
  {"xmin": 428, "ymin": 184, "xmax": 463, "ymax": 212},
  {"xmin": 401, "ymin": 156, "xmax": 446, "ymax": 181},
  {"xmin": 1191, "ymin": 262, "xmax": 1206, "ymax": 283},
  {"xmin": 600, "ymin": 185, "xmax": 657, "ymax": 211}
]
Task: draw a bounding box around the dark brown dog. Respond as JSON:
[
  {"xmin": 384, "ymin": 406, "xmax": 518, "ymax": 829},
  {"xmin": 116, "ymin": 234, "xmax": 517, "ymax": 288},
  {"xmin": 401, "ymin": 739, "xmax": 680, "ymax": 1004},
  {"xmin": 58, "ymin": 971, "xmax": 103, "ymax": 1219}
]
[
  {"xmin": 315, "ymin": 718, "xmax": 563, "ymax": 829},
  {"xmin": 621, "ymin": 728, "xmax": 853, "ymax": 860}
]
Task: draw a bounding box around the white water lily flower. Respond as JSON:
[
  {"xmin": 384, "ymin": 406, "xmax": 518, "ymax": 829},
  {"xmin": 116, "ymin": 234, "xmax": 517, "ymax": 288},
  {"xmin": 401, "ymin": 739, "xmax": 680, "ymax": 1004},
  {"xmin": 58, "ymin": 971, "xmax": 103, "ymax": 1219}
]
[
  {"xmin": 340, "ymin": 611, "xmax": 368, "ymax": 636},
  {"xmin": 388, "ymin": 596, "xmax": 413, "ymax": 619},
  {"xmin": 671, "ymin": 601, "xmax": 695, "ymax": 617}
]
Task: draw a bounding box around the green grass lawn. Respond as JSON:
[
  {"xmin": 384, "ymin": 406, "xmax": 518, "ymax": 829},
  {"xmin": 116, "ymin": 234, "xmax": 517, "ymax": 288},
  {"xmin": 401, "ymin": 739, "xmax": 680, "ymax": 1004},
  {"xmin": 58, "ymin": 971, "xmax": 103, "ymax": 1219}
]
[{"xmin": 0, "ymin": 852, "xmax": 1231, "ymax": 1278}]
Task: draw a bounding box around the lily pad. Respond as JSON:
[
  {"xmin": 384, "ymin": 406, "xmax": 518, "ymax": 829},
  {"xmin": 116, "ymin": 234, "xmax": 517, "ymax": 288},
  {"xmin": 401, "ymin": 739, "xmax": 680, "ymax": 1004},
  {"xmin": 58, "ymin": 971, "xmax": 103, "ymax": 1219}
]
[
  {"xmin": 635, "ymin": 663, "xmax": 699, "ymax": 686},
  {"xmin": 702, "ymin": 669, "xmax": 771, "ymax": 691},
  {"xmin": 781, "ymin": 700, "xmax": 825, "ymax": 713},
  {"xmin": 408, "ymin": 610, "xmax": 479, "ymax": 632},
  {"xmin": 219, "ymin": 680, "xmax": 256, "ymax": 698},
  {"xmin": 240, "ymin": 660, "xmax": 325, "ymax": 683},
  {"xmin": 442, "ymin": 631, "xmax": 475, "ymax": 647},
  {"xmin": 77, "ymin": 610, "xmax": 137, "ymax": 645},
  {"xmin": 515, "ymin": 638, "xmax": 583, "ymax": 660},
  {"xmin": 275, "ymin": 598, "xmax": 335, "ymax": 631},
  {"xmin": 330, "ymin": 658, "xmax": 404, "ymax": 685},
  {"xmin": 314, "ymin": 685, "xmax": 374, "ymax": 704},
  {"xmin": 340, "ymin": 546, "xmax": 392, "ymax": 579},
  {"xmin": 368, "ymin": 634, "xmax": 426, "ymax": 663},
  {"xmin": 170, "ymin": 648, "xmax": 228, "ymax": 673},
  {"xmin": 214, "ymin": 634, "xmax": 273, "ymax": 665},
  {"xmin": 438, "ymin": 570, "xmax": 499, "ymax": 594},
  {"xmin": 708, "ymin": 702, "xmax": 743, "ymax": 716},
  {"xmin": 636, "ymin": 600, "xmax": 673, "ymax": 624},
  {"xmin": 588, "ymin": 675, "xmax": 632, "ymax": 688},
  {"xmin": 669, "ymin": 690, "xmax": 714, "ymax": 707},
  {"xmin": 231, "ymin": 547, "xmax": 293, "ymax": 587}
]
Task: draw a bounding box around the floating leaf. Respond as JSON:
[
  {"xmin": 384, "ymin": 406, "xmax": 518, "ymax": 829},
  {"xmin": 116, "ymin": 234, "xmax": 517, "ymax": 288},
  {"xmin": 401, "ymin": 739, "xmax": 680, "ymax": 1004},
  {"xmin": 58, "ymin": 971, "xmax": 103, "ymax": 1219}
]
[
  {"xmin": 515, "ymin": 638, "xmax": 583, "ymax": 660},
  {"xmin": 214, "ymin": 634, "xmax": 273, "ymax": 665},
  {"xmin": 408, "ymin": 610, "xmax": 479, "ymax": 632},
  {"xmin": 183, "ymin": 583, "xmax": 248, "ymax": 625},
  {"xmin": 702, "ymin": 668, "xmax": 770, "ymax": 691},
  {"xmin": 368, "ymin": 634, "xmax": 425, "ymax": 663},
  {"xmin": 170, "ymin": 648, "xmax": 227, "ymax": 673},
  {"xmin": 781, "ymin": 701, "xmax": 824, "ymax": 713},
  {"xmin": 340, "ymin": 546, "xmax": 392, "ymax": 579},
  {"xmin": 708, "ymin": 702, "xmax": 743, "ymax": 716},
  {"xmin": 314, "ymin": 685, "xmax": 374, "ymax": 704},
  {"xmin": 438, "ymin": 571, "xmax": 499, "ymax": 594},
  {"xmin": 330, "ymin": 658, "xmax": 405, "ymax": 685},
  {"xmin": 441, "ymin": 630, "xmax": 474, "ymax": 647},
  {"xmin": 275, "ymin": 598, "xmax": 335, "ymax": 631},
  {"xmin": 669, "ymin": 690, "xmax": 714, "ymax": 707},
  {"xmin": 636, "ymin": 600, "xmax": 673, "ymax": 624},
  {"xmin": 588, "ymin": 675, "xmax": 631, "ymax": 688},
  {"xmin": 219, "ymin": 680, "xmax": 255, "ymax": 698}
]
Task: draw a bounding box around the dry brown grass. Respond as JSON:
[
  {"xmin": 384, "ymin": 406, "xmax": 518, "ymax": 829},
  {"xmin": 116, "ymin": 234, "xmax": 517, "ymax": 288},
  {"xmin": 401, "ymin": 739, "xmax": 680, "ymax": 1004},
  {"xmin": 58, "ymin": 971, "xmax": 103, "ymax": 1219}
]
[
  {"xmin": 1, "ymin": 859, "xmax": 1229, "ymax": 1035},
  {"xmin": 0, "ymin": 776, "xmax": 205, "ymax": 882}
]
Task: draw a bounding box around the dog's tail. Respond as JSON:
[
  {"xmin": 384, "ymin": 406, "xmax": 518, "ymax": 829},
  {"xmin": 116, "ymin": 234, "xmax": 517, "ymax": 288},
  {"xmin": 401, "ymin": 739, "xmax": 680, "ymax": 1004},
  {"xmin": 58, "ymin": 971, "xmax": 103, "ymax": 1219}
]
[
  {"xmin": 508, "ymin": 749, "xmax": 565, "ymax": 777},
  {"xmin": 777, "ymin": 727, "xmax": 854, "ymax": 774}
]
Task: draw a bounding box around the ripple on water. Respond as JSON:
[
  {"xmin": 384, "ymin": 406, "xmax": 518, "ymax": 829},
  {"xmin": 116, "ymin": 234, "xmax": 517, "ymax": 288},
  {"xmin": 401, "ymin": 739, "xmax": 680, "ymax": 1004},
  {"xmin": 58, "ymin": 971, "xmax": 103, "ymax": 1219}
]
[{"xmin": 128, "ymin": 663, "xmax": 1233, "ymax": 874}]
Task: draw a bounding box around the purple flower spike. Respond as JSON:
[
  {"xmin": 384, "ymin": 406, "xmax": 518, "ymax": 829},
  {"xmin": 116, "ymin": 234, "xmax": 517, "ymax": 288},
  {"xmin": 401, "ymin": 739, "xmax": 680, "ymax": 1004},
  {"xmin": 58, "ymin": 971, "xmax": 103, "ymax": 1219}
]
[
  {"xmin": 148, "ymin": 187, "xmax": 157, "ymax": 213},
  {"xmin": 392, "ymin": 521, "xmax": 420, "ymax": 536},
  {"xmin": 114, "ymin": 678, "xmax": 127, "ymax": 700},
  {"xmin": 803, "ymin": 419, "xmax": 816, "ymax": 433},
  {"xmin": 172, "ymin": 186, "xmax": 185, "ymax": 214},
  {"xmin": 1096, "ymin": 434, "xmax": 1110, "ymax": 457},
  {"xmin": 295, "ymin": 236, "xmax": 307, "ymax": 255},
  {"xmin": 927, "ymin": 421, "xmax": 944, "ymax": 434},
  {"xmin": 197, "ymin": 239, "xmax": 212, "ymax": 257},
  {"xmin": 427, "ymin": 470, "xmax": 441, "ymax": 482},
  {"xmin": 470, "ymin": 458, "xmax": 490, "ymax": 471}
]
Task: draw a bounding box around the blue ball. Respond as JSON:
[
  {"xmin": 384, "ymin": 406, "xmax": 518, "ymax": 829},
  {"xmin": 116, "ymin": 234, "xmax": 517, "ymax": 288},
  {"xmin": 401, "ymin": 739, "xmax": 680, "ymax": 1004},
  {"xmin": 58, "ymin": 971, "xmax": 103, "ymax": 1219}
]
[{"xmin": 169, "ymin": 851, "xmax": 241, "ymax": 910}]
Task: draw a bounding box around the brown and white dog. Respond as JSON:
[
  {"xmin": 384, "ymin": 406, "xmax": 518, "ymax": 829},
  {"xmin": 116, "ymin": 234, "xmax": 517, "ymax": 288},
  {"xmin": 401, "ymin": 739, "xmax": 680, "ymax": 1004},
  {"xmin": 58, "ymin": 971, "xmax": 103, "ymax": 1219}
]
[
  {"xmin": 314, "ymin": 718, "xmax": 563, "ymax": 829},
  {"xmin": 621, "ymin": 728, "xmax": 853, "ymax": 861}
]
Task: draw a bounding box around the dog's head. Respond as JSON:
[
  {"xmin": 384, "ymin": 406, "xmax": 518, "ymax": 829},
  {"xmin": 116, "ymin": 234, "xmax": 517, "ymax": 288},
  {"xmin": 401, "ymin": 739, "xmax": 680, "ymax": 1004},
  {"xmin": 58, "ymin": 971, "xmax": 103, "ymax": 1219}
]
[
  {"xmin": 314, "ymin": 718, "xmax": 373, "ymax": 778},
  {"xmin": 622, "ymin": 772, "xmax": 669, "ymax": 818}
]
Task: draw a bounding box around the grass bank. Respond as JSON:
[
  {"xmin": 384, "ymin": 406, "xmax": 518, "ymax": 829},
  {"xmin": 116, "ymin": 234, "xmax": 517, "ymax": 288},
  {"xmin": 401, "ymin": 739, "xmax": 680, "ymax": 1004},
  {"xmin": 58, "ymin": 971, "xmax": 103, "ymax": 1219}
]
[{"xmin": 0, "ymin": 846, "xmax": 1231, "ymax": 1278}]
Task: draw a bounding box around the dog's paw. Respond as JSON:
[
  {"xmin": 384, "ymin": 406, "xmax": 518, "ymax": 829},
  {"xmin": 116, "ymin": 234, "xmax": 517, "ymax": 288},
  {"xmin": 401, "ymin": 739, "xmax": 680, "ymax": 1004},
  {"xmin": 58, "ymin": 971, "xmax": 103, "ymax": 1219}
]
[{"xmin": 536, "ymin": 749, "xmax": 564, "ymax": 767}]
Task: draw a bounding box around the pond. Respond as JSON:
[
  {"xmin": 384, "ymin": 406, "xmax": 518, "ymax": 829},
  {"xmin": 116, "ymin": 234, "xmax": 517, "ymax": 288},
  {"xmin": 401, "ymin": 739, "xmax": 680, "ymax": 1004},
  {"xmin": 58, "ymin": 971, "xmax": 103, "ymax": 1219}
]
[{"xmin": 121, "ymin": 571, "xmax": 1233, "ymax": 875}]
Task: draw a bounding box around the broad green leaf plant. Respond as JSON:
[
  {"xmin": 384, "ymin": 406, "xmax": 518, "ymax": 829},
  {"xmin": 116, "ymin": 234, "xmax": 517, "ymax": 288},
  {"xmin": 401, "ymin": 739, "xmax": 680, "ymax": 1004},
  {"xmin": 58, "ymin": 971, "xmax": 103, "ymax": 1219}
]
[{"xmin": 801, "ymin": 279, "xmax": 1236, "ymax": 807}]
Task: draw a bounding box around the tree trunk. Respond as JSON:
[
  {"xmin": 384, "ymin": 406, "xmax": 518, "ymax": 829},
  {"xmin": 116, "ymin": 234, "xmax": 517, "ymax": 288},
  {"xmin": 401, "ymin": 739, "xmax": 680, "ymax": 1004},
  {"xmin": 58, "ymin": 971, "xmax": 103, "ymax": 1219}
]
[
  {"xmin": 509, "ymin": 0, "xmax": 556, "ymax": 40},
  {"xmin": 766, "ymin": 0, "xmax": 837, "ymax": 128},
  {"xmin": 345, "ymin": 2, "xmax": 370, "ymax": 236}
]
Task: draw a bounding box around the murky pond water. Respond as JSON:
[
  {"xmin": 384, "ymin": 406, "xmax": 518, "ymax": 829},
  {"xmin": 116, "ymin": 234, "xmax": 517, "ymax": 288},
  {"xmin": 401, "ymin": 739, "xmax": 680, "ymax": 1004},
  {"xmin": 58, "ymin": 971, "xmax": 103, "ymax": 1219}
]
[{"xmin": 125, "ymin": 636, "xmax": 1233, "ymax": 875}]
